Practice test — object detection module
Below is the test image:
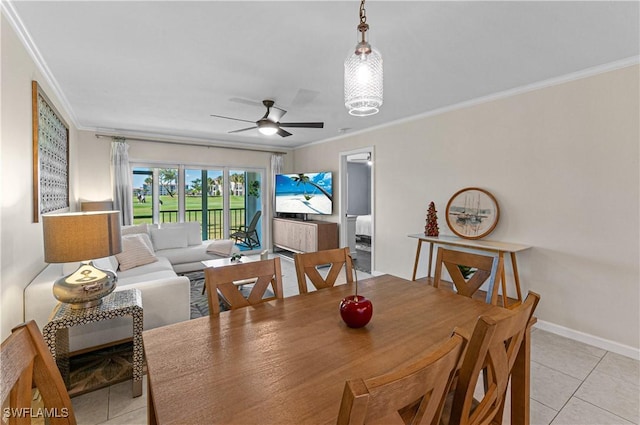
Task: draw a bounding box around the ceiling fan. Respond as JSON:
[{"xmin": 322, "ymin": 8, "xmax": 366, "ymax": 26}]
[{"xmin": 211, "ymin": 100, "xmax": 324, "ymax": 138}]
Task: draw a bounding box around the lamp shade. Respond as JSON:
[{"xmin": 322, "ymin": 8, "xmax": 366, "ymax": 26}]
[
  {"xmin": 43, "ymin": 211, "xmax": 122, "ymax": 263},
  {"xmin": 81, "ymin": 201, "xmax": 114, "ymax": 212}
]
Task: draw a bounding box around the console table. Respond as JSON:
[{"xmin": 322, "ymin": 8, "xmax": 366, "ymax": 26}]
[
  {"xmin": 408, "ymin": 234, "xmax": 531, "ymax": 307},
  {"xmin": 273, "ymin": 218, "xmax": 338, "ymax": 253},
  {"xmin": 42, "ymin": 289, "xmax": 144, "ymax": 397}
]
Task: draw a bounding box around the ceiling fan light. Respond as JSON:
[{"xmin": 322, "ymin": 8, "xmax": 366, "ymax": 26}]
[{"xmin": 258, "ymin": 120, "xmax": 278, "ymax": 135}]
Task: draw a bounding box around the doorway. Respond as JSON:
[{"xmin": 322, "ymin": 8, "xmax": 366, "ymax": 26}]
[{"xmin": 339, "ymin": 147, "xmax": 374, "ymax": 274}]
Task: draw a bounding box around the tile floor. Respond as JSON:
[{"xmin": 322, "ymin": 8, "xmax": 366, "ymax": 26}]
[{"xmin": 71, "ymin": 328, "xmax": 639, "ymax": 425}]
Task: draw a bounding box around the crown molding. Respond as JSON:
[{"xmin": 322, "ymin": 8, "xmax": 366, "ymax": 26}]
[
  {"xmin": 298, "ymin": 56, "xmax": 640, "ymax": 150},
  {"xmin": 3, "ymin": 1, "xmax": 80, "ymax": 128}
]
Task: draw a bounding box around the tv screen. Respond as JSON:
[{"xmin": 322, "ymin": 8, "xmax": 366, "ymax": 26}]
[{"xmin": 275, "ymin": 172, "xmax": 333, "ymax": 215}]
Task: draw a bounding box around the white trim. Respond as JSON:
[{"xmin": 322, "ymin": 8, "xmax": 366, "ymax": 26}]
[
  {"xmin": 535, "ymin": 320, "xmax": 640, "ymax": 361},
  {"xmin": 339, "ymin": 146, "xmax": 375, "ymax": 274},
  {"xmin": 2, "ymin": 1, "xmax": 80, "ymax": 128},
  {"xmin": 297, "ymin": 56, "xmax": 640, "ymax": 150}
]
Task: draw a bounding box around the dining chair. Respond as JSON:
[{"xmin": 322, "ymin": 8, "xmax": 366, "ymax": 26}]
[
  {"xmin": 443, "ymin": 291, "xmax": 540, "ymax": 425},
  {"xmin": 337, "ymin": 332, "xmax": 466, "ymax": 425},
  {"xmin": 205, "ymin": 256, "xmax": 284, "ymax": 315},
  {"xmin": 294, "ymin": 247, "xmax": 354, "ymax": 294},
  {"xmin": 230, "ymin": 210, "xmax": 262, "ymax": 249},
  {"xmin": 433, "ymin": 248, "xmax": 503, "ymax": 305},
  {"xmin": 1, "ymin": 320, "xmax": 77, "ymax": 425}
]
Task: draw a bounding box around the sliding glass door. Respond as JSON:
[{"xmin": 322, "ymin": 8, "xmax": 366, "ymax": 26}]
[
  {"xmin": 132, "ymin": 165, "xmax": 263, "ymax": 250},
  {"xmin": 230, "ymin": 169, "xmax": 262, "ymax": 251},
  {"xmin": 184, "ymin": 168, "xmax": 224, "ymax": 240}
]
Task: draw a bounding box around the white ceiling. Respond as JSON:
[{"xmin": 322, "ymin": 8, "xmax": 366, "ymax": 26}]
[{"xmin": 6, "ymin": 1, "xmax": 639, "ymax": 149}]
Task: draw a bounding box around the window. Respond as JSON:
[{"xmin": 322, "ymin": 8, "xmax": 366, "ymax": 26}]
[{"xmin": 132, "ymin": 164, "xmax": 264, "ymax": 251}]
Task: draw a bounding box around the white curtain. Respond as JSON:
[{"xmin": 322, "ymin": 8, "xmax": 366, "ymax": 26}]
[
  {"xmin": 270, "ymin": 154, "xmax": 284, "ymax": 228},
  {"xmin": 111, "ymin": 139, "xmax": 133, "ymax": 225},
  {"xmin": 270, "ymin": 154, "xmax": 284, "ymax": 213}
]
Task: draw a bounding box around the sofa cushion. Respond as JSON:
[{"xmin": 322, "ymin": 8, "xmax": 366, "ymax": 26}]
[
  {"xmin": 116, "ymin": 234, "xmax": 159, "ymax": 271},
  {"xmin": 155, "ymin": 244, "xmax": 215, "ymax": 265},
  {"xmin": 150, "ymin": 227, "xmax": 189, "ymax": 250},
  {"xmin": 206, "ymin": 239, "xmax": 235, "ymax": 256},
  {"xmin": 162, "ymin": 222, "xmax": 202, "ymax": 246},
  {"xmin": 116, "ymin": 256, "xmax": 174, "ymax": 280}
]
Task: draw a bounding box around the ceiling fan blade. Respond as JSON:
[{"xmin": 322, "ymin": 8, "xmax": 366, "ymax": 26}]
[
  {"xmin": 210, "ymin": 114, "xmax": 255, "ymax": 124},
  {"xmin": 279, "ymin": 122, "xmax": 324, "ymax": 128},
  {"xmin": 268, "ymin": 106, "xmax": 287, "ymax": 122},
  {"xmin": 228, "ymin": 126, "xmax": 257, "ymax": 134},
  {"xmin": 277, "ymin": 128, "xmax": 293, "ymax": 138},
  {"xmin": 228, "ymin": 97, "xmax": 264, "ymax": 108}
]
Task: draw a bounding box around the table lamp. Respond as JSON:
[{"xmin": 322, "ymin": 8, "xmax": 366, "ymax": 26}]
[
  {"xmin": 80, "ymin": 200, "xmax": 114, "ymax": 212},
  {"xmin": 42, "ymin": 211, "xmax": 122, "ymax": 309}
]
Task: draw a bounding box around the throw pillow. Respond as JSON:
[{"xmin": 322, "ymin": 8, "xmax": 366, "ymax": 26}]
[
  {"xmin": 162, "ymin": 222, "xmax": 202, "ymax": 246},
  {"xmin": 150, "ymin": 227, "xmax": 189, "ymax": 251},
  {"xmin": 116, "ymin": 234, "xmax": 158, "ymax": 271},
  {"xmin": 137, "ymin": 233, "xmax": 155, "ymax": 252},
  {"xmin": 92, "ymin": 256, "xmax": 119, "ymax": 274},
  {"xmin": 206, "ymin": 239, "xmax": 235, "ymax": 256},
  {"xmin": 121, "ymin": 223, "xmax": 149, "ymax": 236}
]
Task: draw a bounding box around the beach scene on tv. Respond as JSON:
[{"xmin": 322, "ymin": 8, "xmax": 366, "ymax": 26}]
[{"xmin": 275, "ymin": 172, "xmax": 333, "ymax": 215}]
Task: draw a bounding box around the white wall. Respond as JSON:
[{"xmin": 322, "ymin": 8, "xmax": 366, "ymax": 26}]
[
  {"xmin": 1, "ymin": 14, "xmax": 79, "ymax": 340},
  {"xmin": 293, "ymin": 65, "xmax": 640, "ymax": 352}
]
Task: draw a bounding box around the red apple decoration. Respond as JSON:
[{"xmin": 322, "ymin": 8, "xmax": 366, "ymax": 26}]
[{"xmin": 340, "ymin": 295, "xmax": 373, "ymax": 328}]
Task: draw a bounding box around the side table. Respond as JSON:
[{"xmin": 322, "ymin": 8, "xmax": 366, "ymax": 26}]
[
  {"xmin": 42, "ymin": 288, "xmax": 144, "ymax": 397},
  {"xmin": 408, "ymin": 234, "xmax": 531, "ymax": 308}
]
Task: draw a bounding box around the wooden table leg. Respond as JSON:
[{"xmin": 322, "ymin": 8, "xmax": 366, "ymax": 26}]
[
  {"xmin": 511, "ymin": 252, "xmax": 524, "ymax": 303},
  {"xmin": 427, "ymin": 242, "xmax": 434, "ymax": 278},
  {"xmin": 411, "ymin": 239, "xmax": 423, "ymax": 281},
  {"xmin": 511, "ymin": 320, "xmax": 533, "ymax": 425},
  {"xmin": 147, "ymin": 374, "xmax": 157, "ymax": 425},
  {"xmin": 499, "ymin": 252, "xmax": 508, "ymax": 308}
]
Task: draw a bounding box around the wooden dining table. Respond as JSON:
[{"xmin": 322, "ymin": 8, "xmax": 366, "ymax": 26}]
[{"xmin": 143, "ymin": 274, "xmax": 533, "ymax": 425}]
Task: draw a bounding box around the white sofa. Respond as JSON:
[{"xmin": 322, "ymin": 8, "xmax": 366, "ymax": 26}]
[{"xmin": 24, "ymin": 222, "xmax": 237, "ymax": 352}]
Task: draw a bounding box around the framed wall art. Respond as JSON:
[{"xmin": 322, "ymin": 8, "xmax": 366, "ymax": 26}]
[
  {"xmin": 445, "ymin": 187, "xmax": 499, "ymax": 240},
  {"xmin": 32, "ymin": 81, "xmax": 69, "ymax": 222}
]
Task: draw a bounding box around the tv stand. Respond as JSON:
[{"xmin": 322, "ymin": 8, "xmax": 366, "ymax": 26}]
[{"xmin": 273, "ymin": 218, "xmax": 338, "ymax": 253}]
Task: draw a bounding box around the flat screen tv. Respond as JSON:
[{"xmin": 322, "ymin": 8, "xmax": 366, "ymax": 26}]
[{"xmin": 275, "ymin": 172, "xmax": 333, "ymax": 215}]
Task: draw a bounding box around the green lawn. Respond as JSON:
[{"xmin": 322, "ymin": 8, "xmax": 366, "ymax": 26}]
[{"xmin": 133, "ymin": 195, "xmax": 245, "ymax": 216}]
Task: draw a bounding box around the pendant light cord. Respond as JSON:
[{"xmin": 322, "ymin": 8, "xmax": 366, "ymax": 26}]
[{"xmin": 358, "ymin": 0, "xmax": 369, "ymax": 42}]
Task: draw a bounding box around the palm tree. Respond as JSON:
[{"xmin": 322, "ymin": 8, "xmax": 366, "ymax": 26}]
[
  {"xmin": 230, "ymin": 173, "xmax": 244, "ymax": 196},
  {"xmin": 291, "ymin": 173, "xmax": 332, "ymax": 201},
  {"xmin": 191, "ymin": 178, "xmax": 202, "ymax": 195},
  {"xmin": 159, "ymin": 169, "xmax": 177, "ymax": 197},
  {"xmin": 144, "ymin": 177, "xmax": 153, "ymax": 195}
]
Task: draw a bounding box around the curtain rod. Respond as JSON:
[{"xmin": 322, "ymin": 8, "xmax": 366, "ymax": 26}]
[{"xmin": 94, "ymin": 133, "xmax": 288, "ymax": 155}]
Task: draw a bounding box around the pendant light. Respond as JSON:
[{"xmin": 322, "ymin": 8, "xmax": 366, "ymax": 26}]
[{"xmin": 344, "ymin": 0, "xmax": 383, "ymax": 117}]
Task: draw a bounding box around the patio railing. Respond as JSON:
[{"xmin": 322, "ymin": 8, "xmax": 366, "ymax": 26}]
[{"xmin": 134, "ymin": 208, "xmax": 246, "ymax": 240}]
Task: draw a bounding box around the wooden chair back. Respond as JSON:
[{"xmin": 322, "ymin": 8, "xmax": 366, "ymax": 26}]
[
  {"xmin": 448, "ymin": 291, "xmax": 540, "ymax": 425},
  {"xmin": 337, "ymin": 333, "xmax": 466, "ymax": 425},
  {"xmin": 205, "ymin": 257, "xmax": 284, "ymax": 315},
  {"xmin": 1, "ymin": 320, "xmax": 76, "ymax": 425},
  {"xmin": 433, "ymin": 248, "xmax": 503, "ymax": 305},
  {"xmin": 294, "ymin": 247, "xmax": 354, "ymax": 294}
]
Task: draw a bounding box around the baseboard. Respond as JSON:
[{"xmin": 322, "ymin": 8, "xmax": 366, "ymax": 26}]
[{"xmin": 535, "ymin": 320, "xmax": 639, "ymax": 360}]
